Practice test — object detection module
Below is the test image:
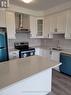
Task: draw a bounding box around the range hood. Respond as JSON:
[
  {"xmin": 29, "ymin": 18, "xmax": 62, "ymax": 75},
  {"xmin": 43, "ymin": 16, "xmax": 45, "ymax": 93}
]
[
  {"xmin": 17, "ymin": 13, "xmax": 30, "ymax": 32},
  {"xmin": 19, "ymin": 14, "xmax": 23, "ymax": 28}
]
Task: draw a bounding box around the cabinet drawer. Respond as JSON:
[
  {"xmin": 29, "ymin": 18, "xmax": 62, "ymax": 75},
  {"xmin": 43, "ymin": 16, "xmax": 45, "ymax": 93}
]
[{"xmin": 9, "ymin": 51, "xmax": 19, "ymax": 59}]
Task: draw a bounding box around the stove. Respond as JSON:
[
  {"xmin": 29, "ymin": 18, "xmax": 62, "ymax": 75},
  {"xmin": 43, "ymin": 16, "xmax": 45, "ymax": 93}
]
[{"xmin": 14, "ymin": 42, "xmax": 35, "ymax": 58}]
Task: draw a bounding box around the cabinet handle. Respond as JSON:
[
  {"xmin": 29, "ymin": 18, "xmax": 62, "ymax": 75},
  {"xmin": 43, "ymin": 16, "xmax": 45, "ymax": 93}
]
[
  {"xmin": 13, "ymin": 53, "xmax": 17, "ymax": 54},
  {"xmin": 54, "ymin": 28, "xmax": 57, "ymax": 32},
  {"xmin": 48, "ymin": 34, "xmax": 49, "ymax": 38}
]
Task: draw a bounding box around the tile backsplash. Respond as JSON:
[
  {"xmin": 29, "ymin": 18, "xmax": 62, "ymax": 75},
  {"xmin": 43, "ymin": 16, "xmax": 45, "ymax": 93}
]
[
  {"xmin": 8, "ymin": 33, "xmax": 71, "ymax": 50},
  {"xmin": 8, "ymin": 32, "xmax": 41, "ymax": 49},
  {"xmin": 41, "ymin": 34, "xmax": 71, "ymax": 49}
]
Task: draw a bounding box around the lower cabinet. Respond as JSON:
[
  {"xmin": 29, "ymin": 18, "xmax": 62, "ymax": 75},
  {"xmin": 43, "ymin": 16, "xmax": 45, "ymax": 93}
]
[
  {"xmin": 9, "ymin": 50, "xmax": 19, "ymax": 60},
  {"xmin": 51, "ymin": 50, "xmax": 60, "ymax": 71},
  {"xmin": 35, "ymin": 48, "xmax": 60, "ymax": 71},
  {"xmin": 35, "ymin": 48, "xmax": 51, "ymax": 58}
]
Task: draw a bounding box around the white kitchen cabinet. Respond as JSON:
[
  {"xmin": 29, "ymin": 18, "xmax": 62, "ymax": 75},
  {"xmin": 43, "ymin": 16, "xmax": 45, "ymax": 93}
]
[
  {"xmin": 9, "ymin": 50, "xmax": 19, "ymax": 60},
  {"xmin": 51, "ymin": 50, "xmax": 60, "ymax": 71},
  {"xmin": 49, "ymin": 11, "xmax": 66, "ymax": 34},
  {"xmin": 0, "ymin": 10, "xmax": 6, "ymax": 27},
  {"xmin": 36, "ymin": 17, "xmax": 44, "ymax": 37},
  {"xmin": 6, "ymin": 12, "xmax": 16, "ymax": 39},
  {"xmin": 50, "ymin": 14, "xmax": 57, "ymax": 33},
  {"xmin": 30, "ymin": 16, "xmax": 37, "ymax": 38},
  {"xmin": 65, "ymin": 10, "xmax": 71, "ymax": 39},
  {"xmin": 35, "ymin": 48, "xmax": 60, "ymax": 71},
  {"xmin": 57, "ymin": 11, "xmax": 66, "ymax": 33},
  {"xmin": 41, "ymin": 49, "xmax": 51, "ymax": 58},
  {"xmin": 44, "ymin": 16, "xmax": 53, "ymax": 38},
  {"xmin": 0, "ymin": 10, "xmax": 16, "ymax": 39},
  {"xmin": 30, "ymin": 16, "xmax": 44, "ymax": 38},
  {"xmin": 35, "ymin": 48, "xmax": 41, "ymax": 55},
  {"xmin": 35, "ymin": 48, "xmax": 51, "ymax": 58},
  {"xmin": 65, "ymin": 33, "xmax": 71, "ymax": 39}
]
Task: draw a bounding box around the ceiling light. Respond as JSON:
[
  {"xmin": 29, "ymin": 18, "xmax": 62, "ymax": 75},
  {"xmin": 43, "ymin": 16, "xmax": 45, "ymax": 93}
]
[{"xmin": 22, "ymin": 0, "xmax": 33, "ymax": 3}]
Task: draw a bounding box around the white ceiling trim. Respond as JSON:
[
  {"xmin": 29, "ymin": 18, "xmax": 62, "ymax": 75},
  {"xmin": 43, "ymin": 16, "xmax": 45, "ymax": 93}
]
[
  {"xmin": 5, "ymin": 1, "xmax": 71, "ymax": 16},
  {"xmin": 6, "ymin": 4, "xmax": 44, "ymax": 16},
  {"xmin": 44, "ymin": 1, "xmax": 71, "ymax": 16}
]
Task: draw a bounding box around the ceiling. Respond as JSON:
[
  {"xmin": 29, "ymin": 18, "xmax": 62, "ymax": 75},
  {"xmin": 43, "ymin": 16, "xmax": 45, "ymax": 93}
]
[{"xmin": 10, "ymin": 0, "xmax": 71, "ymax": 11}]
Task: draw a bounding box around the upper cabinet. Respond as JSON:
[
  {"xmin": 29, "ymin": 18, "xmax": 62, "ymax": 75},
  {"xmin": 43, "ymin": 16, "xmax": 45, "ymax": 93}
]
[
  {"xmin": 57, "ymin": 11, "xmax": 66, "ymax": 33},
  {"xmin": 30, "ymin": 16, "xmax": 44, "ymax": 38},
  {"xmin": 65, "ymin": 10, "xmax": 71, "ymax": 39},
  {"xmin": 0, "ymin": 10, "xmax": 6, "ymax": 27},
  {"xmin": 15, "ymin": 13, "xmax": 30, "ymax": 32},
  {"xmin": 36, "ymin": 18, "xmax": 44, "ymax": 37},
  {"xmin": 44, "ymin": 16, "xmax": 53, "ymax": 38},
  {"xmin": 50, "ymin": 14, "xmax": 57, "ymax": 33},
  {"xmin": 30, "ymin": 16, "xmax": 37, "ymax": 38},
  {"xmin": 0, "ymin": 10, "xmax": 16, "ymax": 39},
  {"xmin": 6, "ymin": 12, "xmax": 16, "ymax": 39},
  {"xmin": 49, "ymin": 11, "xmax": 66, "ymax": 34}
]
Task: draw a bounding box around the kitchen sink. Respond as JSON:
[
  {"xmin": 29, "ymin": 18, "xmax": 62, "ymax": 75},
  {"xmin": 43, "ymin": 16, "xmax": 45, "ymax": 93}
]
[{"xmin": 52, "ymin": 48, "xmax": 62, "ymax": 51}]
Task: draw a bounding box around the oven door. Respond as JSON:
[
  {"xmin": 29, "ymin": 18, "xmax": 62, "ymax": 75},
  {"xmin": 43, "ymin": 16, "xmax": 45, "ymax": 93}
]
[{"xmin": 19, "ymin": 50, "xmax": 35, "ymax": 58}]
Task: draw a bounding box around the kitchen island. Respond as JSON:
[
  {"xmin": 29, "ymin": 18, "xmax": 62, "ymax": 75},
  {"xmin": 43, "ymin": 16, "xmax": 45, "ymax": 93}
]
[{"xmin": 0, "ymin": 56, "xmax": 61, "ymax": 95}]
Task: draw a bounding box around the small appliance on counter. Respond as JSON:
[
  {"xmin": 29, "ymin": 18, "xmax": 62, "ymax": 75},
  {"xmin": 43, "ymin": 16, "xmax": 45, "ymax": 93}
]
[
  {"xmin": 0, "ymin": 27, "xmax": 9, "ymax": 62},
  {"xmin": 14, "ymin": 42, "xmax": 35, "ymax": 58}
]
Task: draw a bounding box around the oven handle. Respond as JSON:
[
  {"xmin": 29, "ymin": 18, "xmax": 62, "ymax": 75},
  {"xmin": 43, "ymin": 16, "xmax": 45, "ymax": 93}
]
[{"xmin": 21, "ymin": 50, "xmax": 35, "ymax": 53}]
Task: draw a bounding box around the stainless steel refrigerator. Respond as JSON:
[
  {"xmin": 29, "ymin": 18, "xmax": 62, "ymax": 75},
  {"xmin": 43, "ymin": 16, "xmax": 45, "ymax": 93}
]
[{"xmin": 0, "ymin": 27, "xmax": 9, "ymax": 62}]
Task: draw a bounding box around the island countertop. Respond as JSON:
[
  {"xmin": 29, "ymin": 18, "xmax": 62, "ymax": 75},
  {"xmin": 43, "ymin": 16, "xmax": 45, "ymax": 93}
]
[{"xmin": 0, "ymin": 56, "xmax": 61, "ymax": 89}]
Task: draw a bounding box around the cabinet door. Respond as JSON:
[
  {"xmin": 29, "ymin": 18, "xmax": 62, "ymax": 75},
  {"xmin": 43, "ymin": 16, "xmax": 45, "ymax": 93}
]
[
  {"xmin": 0, "ymin": 10, "xmax": 6, "ymax": 27},
  {"xmin": 30, "ymin": 16, "xmax": 37, "ymax": 38},
  {"xmin": 65, "ymin": 10, "xmax": 71, "ymax": 39},
  {"xmin": 44, "ymin": 16, "xmax": 53, "ymax": 38},
  {"xmin": 44, "ymin": 17, "xmax": 50, "ymax": 37},
  {"xmin": 9, "ymin": 51, "xmax": 19, "ymax": 60},
  {"xmin": 36, "ymin": 18, "xmax": 44, "ymax": 37},
  {"xmin": 57, "ymin": 11, "xmax": 66, "ymax": 33},
  {"xmin": 50, "ymin": 14, "xmax": 57, "ymax": 33},
  {"xmin": 51, "ymin": 51, "xmax": 60, "ymax": 71},
  {"xmin": 6, "ymin": 12, "xmax": 16, "ymax": 39},
  {"xmin": 66, "ymin": 10, "xmax": 71, "ymax": 33}
]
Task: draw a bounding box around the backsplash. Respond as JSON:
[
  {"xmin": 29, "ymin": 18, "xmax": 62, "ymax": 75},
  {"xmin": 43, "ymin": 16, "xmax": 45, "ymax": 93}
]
[
  {"xmin": 41, "ymin": 34, "xmax": 71, "ymax": 49},
  {"xmin": 8, "ymin": 33, "xmax": 71, "ymax": 50},
  {"xmin": 8, "ymin": 32, "xmax": 41, "ymax": 49}
]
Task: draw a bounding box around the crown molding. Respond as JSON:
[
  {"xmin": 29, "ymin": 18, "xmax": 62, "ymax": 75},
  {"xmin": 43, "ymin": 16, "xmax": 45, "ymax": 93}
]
[
  {"xmin": 1, "ymin": 1, "xmax": 71, "ymax": 16},
  {"xmin": 6, "ymin": 4, "xmax": 44, "ymax": 16},
  {"xmin": 44, "ymin": 1, "xmax": 71, "ymax": 16}
]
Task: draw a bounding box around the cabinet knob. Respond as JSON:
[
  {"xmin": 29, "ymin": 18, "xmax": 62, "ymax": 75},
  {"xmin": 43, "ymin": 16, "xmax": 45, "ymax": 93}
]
[
  {"xmin": 54, "ymin": 28, "xmax": 57, "ymax": 32},
  {"xmin": 48, "ymin": 34, "xmax": 49, "ymax": 38}
]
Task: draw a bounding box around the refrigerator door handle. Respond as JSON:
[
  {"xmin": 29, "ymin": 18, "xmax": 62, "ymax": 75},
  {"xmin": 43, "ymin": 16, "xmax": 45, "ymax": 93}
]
[{"xmin": 0, "ymin": 47, "xmax": 5, "ymax": 49}]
